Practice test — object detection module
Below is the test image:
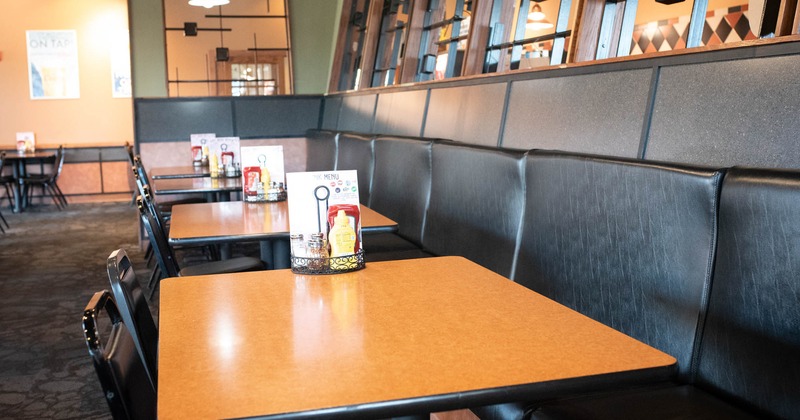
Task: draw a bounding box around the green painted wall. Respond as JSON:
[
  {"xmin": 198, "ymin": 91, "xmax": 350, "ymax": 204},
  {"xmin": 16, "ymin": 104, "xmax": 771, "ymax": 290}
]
[
  {"xmin": 128, "ymin": 0, "xmax": 168, "ymax": 97},
  {"xmin": 288, "ymin": 0, "xmax": 343, "ymax": 94}
]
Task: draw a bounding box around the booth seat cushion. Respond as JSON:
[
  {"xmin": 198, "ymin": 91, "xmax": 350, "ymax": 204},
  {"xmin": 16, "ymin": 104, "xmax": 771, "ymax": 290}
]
[
  {"xmin": 305, "ymin": 129, "xmax": 338, "ymax": 171},
  {"xmin": 365, "ymin": 232, "xmax": 424, "ymax": 253},
  {"xmin": 365, "ymin": 249, "xmax": 435, "ymax": 263},
  {"xmin": 336, "ymin": 132, "xmax": 375, "ymax": 205},
  {"xmin": 422, "ymin": 142, "xmax": 526, "ymax": 278},
  {"xmin": 514, "ymin": 151, "xmax": 722, "ymax": 380},
  {"xmin": 529, "ymin": 385, "xmax": 760, "ymax": 420},
  {"xmin": 179, "ymin": 256, "xmax": 264, "ymax": 277}
]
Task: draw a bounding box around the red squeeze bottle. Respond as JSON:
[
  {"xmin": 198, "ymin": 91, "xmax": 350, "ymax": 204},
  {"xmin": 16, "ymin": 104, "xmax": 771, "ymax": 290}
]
[{"xmin": 327, "ymin": 204, "xmax": 361, "ymax": 252}]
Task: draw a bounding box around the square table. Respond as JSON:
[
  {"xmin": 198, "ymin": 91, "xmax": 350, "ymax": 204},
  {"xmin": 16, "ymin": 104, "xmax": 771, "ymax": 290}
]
[
  {"xmin": 168, "ymin": 201, "xmax": 398, "ymax": 269},
  {"xmin": 158, "ymin": 256, "xmax": 677, "ymax": 419},
  {"xmin": 150, "ymin": 165, "xmax": 210, "ymax": 179},
  {"xmin": 2, "ymin": 150, "xmax": 56, "ymax": 212},
  {"xmin": 152, "ymin": 176, "xmax": 242, "ymax": 202}
]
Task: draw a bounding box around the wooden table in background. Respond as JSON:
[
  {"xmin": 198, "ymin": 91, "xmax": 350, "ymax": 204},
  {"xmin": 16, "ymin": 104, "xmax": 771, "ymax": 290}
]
[
  {"xmin": 152, "ymin": 176, "xmax": 241, "ymax": 202},
  {"xmin": 150, "ymin": 165, "xmax": 210, "ymax": 179},
  {"xmin": 2, "ymin": 151, "xmax": 56, "ymax": 212},
  {"xmin": 168, "ymin": 201, "xmax": 397, "ymax": 269},
  {"xmin": 158, "ymin": 256, "xmax": 676, "ymax": 420}
]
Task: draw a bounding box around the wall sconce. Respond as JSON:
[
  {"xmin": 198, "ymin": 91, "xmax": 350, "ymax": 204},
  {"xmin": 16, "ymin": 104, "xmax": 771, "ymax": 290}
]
[
  {"xmin": 188, "ymin": 0, "xmax": 230, "ymax": 8},
  {"xmin": 526, "ymin": 3, "xmax": 554, "ymax": 30}
]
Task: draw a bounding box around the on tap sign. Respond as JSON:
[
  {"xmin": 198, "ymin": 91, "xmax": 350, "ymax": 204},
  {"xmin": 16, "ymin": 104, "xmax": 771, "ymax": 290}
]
[{"xmin": 26, "ymin": 30, "xmax": 80, "ymax": 100}]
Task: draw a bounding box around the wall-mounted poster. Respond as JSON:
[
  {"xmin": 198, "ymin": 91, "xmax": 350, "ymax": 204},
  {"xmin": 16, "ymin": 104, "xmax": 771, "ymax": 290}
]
[
  {"xmin": 111, "ymin": 30, "xmax": 131, "ymax": 98},
  {"xmin": 26, "ymin": 30, "xmax": 80, "ymax": 100}
]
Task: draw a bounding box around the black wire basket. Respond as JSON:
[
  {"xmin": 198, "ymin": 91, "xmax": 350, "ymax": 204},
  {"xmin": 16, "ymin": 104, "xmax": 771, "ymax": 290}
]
[{"xmin": 290, "ymin": 250, "xmax": 365, "ymax": 274}]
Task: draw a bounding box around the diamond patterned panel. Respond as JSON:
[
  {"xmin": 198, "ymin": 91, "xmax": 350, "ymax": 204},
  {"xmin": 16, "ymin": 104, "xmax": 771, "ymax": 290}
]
[{"xmin": 631, "ymin": 4, "xmax": 755, "ymax": 55}]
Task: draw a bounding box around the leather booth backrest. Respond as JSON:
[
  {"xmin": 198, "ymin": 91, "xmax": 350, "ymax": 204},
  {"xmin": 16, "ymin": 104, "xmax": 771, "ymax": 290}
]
[
  {"xmin": 370, "ymin": 136, "xmax": 433, "ymax": 246},
  {"xmin": 305, "ymin": 129, "xmax": 338, "ymax": 171},
  {"xmin": 422, "ymin": 141, "xmax": 526, "ymax": 278},
  {"xmin": 336, "ymin": 132, "xmax": 375, "ymax": 205},
  {"xmin": 515, "ymin": 151, "xmax": 722, "ymax": 380},
  {"xmin": 696, "ymin": 168, "xmax": 800, "ymax": 418}
]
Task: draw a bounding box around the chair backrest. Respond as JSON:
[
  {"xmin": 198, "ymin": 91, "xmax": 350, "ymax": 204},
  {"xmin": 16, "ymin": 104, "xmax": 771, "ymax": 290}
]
[
  {"xmin": 132, "ymin": 156, "xmax": 152, "ymax": 190},
  {"xmin": 139, "ymin": 184, "xmax": 169, "ymax": 235},
  {"xmin": 695, "ymin": 167, "xmax": 800, "ymax": 418},
  {"xmin": 107, "ymin": 249, "xmax": 158, "ymax": 389},
  {"xmin": 370, "ymin": 136, "xmax": 433, "ymax": 246},
  {"xmin": 515, "ymin": 151, "xmax": 723, "ymax": 381},
  {"xmin": 136, "ymin": 196, "xmax": 180, "ymax": 278},
  {"xmin": 124, "ymin": 143, "xmax": 135, "ymax": 166},
  {"xmin": 422, "ymin": 141, "xmax": 526, "ymax": 278},
  {"xmin": 53, "ymin": 145, "xmax": 66, "ymax": 179},
  {"xmin": 82, "ymin": 290, "xmax": 156, "ymax": 420},
  {"xmin": 335, "ymin": 132, "xmax": 375, "ymax": 205}
]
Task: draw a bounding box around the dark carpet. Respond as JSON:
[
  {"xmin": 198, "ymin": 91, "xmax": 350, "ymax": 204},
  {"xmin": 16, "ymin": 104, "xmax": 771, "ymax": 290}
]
[{"xmin": 0, "ymin": 202, "xmax": 151, "ymax": 419}]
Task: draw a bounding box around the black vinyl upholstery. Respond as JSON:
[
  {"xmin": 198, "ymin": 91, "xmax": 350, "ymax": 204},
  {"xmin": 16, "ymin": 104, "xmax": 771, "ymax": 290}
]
[
  {"xmin": 515, "ymin": 152, "xmax": 722, "ymax": 380},
  {"xmin": 335, "ymin": 132, "xmax": 375, "ymax": 205},
  {"xmin": 82, "ymin": 290, "xmax": 156, "ymax": 420},
  {"xmin": 692, "ymin": 168, "xmax": 800, "ymax": 418},
  {"xmin": 304, "ymin": 131, "xmax": 800, "ymax": 419},
  {"xmin": 422, "ymin": 142, "xmax": 526, "ymax": 278},
  {"xmin": 532, "ymin": 384, "xmax": 758, "ymax": 420},
  {"xmin": 107, "ymin": 249, "xmax": 158, "ymax": 389},
  {"xmin": 367, "ymin": 136, "xmax": 433, "ymax": 253},
  {"xmin": 305, "ymin": 129, "xmax": 338, "ymax": 171}
]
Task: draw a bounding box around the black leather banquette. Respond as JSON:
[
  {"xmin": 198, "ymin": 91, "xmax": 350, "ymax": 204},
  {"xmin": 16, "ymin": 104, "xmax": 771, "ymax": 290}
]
[{"xmin": 305, "ymin": 129, "xmax": 800, "ymax": 419}]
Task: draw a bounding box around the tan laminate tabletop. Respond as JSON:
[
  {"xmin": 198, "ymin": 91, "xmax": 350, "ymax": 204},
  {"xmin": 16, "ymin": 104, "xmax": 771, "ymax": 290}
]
[
  {"xmin": 168, "ymin": 201, "xmax": 398, "ymax": 244},
  {"xmin": 152, "ymin": 176, "xmax": 242, "ymax": 194},
  {"xmin": 158, "ymin": 256, "xmax": 677, "ymax": 419},
  {"xmin": 150, "ymin": 165, "xmax": 210, "ymax": 179}
]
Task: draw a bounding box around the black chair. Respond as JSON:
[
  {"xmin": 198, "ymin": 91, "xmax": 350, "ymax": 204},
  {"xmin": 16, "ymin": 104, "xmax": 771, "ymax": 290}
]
[
  {"xmin": 21, "ymin": 145, "xmax": 67, "ymax": 209},
  {"xmin": 0, "ymin": 152, "xmax": 16, "ymax": 213},
  {"xmin": 136, "ymin": 196, "xmax": 264, "ymax": 295},
  {"xmin": 107, "ymin": 249, "xmax": 158, "ymax": 390},
  {"xmin": 82, "ymin": 290, "xmax": 156, "ymax": 420},
  {"xmin": 131, "ymin": 155, "xmax": 205, "ymax": 212}
]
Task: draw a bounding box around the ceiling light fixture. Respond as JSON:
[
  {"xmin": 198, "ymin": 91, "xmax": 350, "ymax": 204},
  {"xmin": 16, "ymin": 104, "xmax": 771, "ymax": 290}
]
[
  {"xmin": 526, "ymin": 4, "xmax": 554, "ymax": 30},
  {"xmin": 188, "ymin": 0, "xmax": 230, "ymax": 8}
]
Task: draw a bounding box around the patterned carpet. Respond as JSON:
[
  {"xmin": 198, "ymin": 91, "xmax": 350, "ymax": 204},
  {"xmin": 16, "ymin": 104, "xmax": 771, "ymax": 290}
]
[{"xmin": 0, "ymin": 202, "xmax": 150, "ymax": 419}]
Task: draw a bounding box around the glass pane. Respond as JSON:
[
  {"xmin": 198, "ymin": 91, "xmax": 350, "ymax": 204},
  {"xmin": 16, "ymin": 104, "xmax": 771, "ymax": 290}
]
[
  {"xmin": 338, "ymin": 0, "xmax": 371, "ymax": 90},
  {"xmin": 484, "ymin": 0, "xmax": 577, "ymax": 74},
  {"xmin": 372, "ymin": 0, "xmax": 410, "ymax": 87},
  {"xmin": 630, "ymin": 0, "xmax": 757, "ymax": 55},
  {"xmin": 418, "ymin": 0, "xmax": 471, "ymax": 81}
]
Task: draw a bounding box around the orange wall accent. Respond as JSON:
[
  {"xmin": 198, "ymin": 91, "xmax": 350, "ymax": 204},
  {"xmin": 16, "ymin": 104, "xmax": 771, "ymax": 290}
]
[
  {"xmin": 102, "ymin": 161, "xmax": 136, "ymax": 193},
  {"xmin": 59, "ymin": 163, "xmax": 104, "ymax": 195},
  {"xmin": 0, "ymin": 0, "xmax": 133, "ymax": 149}
]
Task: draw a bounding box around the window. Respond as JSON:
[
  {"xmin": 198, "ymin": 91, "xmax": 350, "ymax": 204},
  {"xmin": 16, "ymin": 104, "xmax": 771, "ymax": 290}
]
[
  {"xmin": 329, "ymin": 0, "xmax": 800, "ymax": 92},
  {"xmin": 416, "ymin": 0, "xmax": 474, "ymax": 81},
  {"xmin": 164, "ymin": 0, "xmax": 292, "ymax": 97},
  {"xmin": 484, "ymin": 0, "xmax": 576, "ymax": 73},
  {"xmin": 371, "ymin": 0, "xmax": 411, "ymax": 87}
]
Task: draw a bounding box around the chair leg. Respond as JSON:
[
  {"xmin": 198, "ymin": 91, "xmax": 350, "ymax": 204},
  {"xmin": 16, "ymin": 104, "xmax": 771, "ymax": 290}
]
[
  {"xmin": 3, "ymin": 184, "xmax": 13, "ymax": 211},
  {"xmin": 0, "ymin": 209, "xmax": 8, "ymax": 229},
  {"xmin": 46, "ymin": 184, "xmax": 63, "ymax": 210},
  {"xmin": 52, "ymin": 182, "xmax": 68, "ymax": 207}
]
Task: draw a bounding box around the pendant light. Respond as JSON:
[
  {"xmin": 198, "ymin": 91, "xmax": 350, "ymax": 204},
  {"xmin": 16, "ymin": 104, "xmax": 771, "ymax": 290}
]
[
  {"xmin": 526, "ymin": 3, "xmax": 554, "ymax": 30},
  {"xmin": 188, "ymin": 0, "xmax": 230, "ymax": 8}
]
